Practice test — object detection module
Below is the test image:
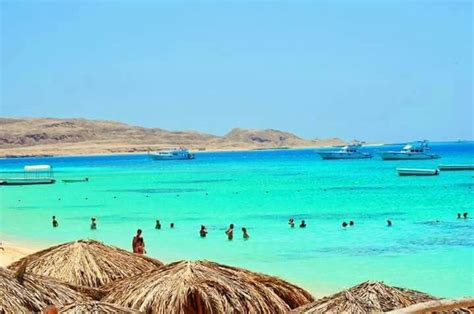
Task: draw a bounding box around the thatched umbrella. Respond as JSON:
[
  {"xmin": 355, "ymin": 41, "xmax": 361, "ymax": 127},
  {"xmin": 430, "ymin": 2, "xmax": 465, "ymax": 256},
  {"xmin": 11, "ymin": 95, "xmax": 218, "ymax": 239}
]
[
  {"xmin": 8, "ymin": 239, "xmax": 163, "ymax": 288},
  {"xmin": 0, "ymin": 266, "xmax": 90, "ymax": 313},
  {"xmin": 291, "ymin": 281, "xmax": 437, "ymax": 313},
  {"xmin": 102, "ymin": 260, "xmax": 314, "ymax": 313},
  {"xmin": 59, "ymin": 301, "xmax": 140, "ymax": 313}
]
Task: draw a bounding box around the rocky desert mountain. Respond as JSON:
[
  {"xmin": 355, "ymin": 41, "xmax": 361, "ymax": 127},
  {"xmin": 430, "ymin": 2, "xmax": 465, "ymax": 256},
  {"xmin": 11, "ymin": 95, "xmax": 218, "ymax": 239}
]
[{"xmin": 0, "ymin": 117, "xmax": 345, "ymax": 156}]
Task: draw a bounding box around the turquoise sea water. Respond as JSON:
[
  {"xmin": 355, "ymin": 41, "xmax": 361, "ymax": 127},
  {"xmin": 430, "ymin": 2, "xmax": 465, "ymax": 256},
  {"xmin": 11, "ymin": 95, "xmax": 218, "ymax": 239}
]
[{"xmin": 0, "ymin": 142, "xmax": 473, "ymax": 298}]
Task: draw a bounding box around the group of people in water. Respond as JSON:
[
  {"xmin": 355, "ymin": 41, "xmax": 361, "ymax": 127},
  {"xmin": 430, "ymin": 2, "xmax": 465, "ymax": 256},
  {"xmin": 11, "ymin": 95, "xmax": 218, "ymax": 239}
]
[
  {"xmin": 457, "ymin": 212, "xmax": 469, "ymax": 219},
  {"xmin": 52, "ymin": 211, "xmax": 471, "ymax": 253}
]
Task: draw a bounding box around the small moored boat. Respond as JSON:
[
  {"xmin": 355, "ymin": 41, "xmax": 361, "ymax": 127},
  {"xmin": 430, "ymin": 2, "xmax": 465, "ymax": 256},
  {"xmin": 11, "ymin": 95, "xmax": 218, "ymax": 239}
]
[
  {"xmin": 438, "ymin": 164, "xmax": 474, "ymax": 171},
  {"xmin": 62, "ymin": 178, "xmax": 89, "ymax": 183},
  {"xmin": 397, "ymin": 168, "xmax": 439, "ymax": 176},
  {"xmin": 0, "ymin": 165, "xmax": 56, "ymax": 185},
  {"xmin": 318, "ymin": 144, "xmax": 372, "ymax": 160}
]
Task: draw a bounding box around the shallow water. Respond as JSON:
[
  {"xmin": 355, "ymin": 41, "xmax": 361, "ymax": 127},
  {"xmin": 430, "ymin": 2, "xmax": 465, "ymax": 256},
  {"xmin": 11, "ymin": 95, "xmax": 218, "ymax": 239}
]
[{"xmin": 1, "ymin": 142, "xmax": 473, "ymax": 297}]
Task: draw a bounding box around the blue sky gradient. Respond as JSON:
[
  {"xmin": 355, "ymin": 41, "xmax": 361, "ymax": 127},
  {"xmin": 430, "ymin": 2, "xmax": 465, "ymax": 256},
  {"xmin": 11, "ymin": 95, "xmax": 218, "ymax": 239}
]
[{"xmin": 1, "ymin": 1, "xmax": 472, "ymax": 142}]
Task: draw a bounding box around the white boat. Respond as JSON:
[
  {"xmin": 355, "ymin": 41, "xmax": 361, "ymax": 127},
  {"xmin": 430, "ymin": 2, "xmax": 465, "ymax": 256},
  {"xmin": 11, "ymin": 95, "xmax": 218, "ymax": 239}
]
[
  {"xmin": 149, "ymin": 148, "xmax": 195, "ymax": 160},
  {"xmin": 397, "ymin": 168, "xmax": 439, "ymax": 176},
  {"xmin": 318, "ymin": 144, "xmax": 372, "ymax": 160},
  {"xmin": 380, "ymin": 141, "xmax": 440, "ymax": 160},
  {"xmin": 438, "ymin": 164, "xmax": 474, "ymax": 171}
]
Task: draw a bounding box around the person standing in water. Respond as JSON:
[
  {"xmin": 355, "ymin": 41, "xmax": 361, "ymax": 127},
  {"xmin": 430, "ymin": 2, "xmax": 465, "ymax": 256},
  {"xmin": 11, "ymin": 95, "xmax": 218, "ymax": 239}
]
[
  {"xmin": 170, "ymin": 223, "xmax": 175, "ymax": 228},
  {"xmin": 200, "ymin": 225, "xmax": 208, "ymax": 237},
  {"xmin": 52, "ymin": 216, "xmax": 58, "ymax": 228},
  {"xmin": 132, "ymin": 229, "xmax": 143, "ymax": 253},
  {"xmin": 387, "ymin": 220, "xmax": 392, "ymax": 227},
  {"xmin": 299, "ymin": 220, "xmax": 306, "ymax": 228},
  {"xmin": 349, "ymin": 221, "xmax": 355, "ymax": 226},
  {"xmin": 457, "ymin": 213, "xmax": 461, "ymax": 219},
  {"xmin": 155, "ymin": 220, "xmax": 161, "ymax": 229},
  {"xmin": 288, "ymin": 218, "xmax": 295, "ymax": 228},
  {"xmin": 90, "ymin": 217, "xmax": 97, "ymax": 230},
  {"xmin": 242, "ymin": 227, "xmax": 250, "ymax": 239},
  {"xmin": 463, "ymin": 212, "xmax": 468, "ymax": 219},
  {"xmin": 342, "ymin": 221, "xmax": 348, "ymax": 228},
  {"xmin": 225, "ymin": 224, "xmax": 234, "ymax": 240}
]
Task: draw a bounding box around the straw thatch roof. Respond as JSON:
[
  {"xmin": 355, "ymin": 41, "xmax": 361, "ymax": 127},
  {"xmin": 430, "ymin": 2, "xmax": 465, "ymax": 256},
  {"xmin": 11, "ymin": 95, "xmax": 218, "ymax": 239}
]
[
  {"xmin": 102, "ymin": 260, "xmax": 314, "ymax": 313},
  {"xmin": 59, "ymin": 301, "xmax": 140, "ymax": 313},
  {"xmin": 0, "ymin": 266, "xmax": 90, "ymax": 313},
  {"xmin": 8, "ymin": 239, "xmax": 163, "ymax": 288},
  {"xmin": 291, "ymin": 281, "xmax": 437, "ymax": 314}
]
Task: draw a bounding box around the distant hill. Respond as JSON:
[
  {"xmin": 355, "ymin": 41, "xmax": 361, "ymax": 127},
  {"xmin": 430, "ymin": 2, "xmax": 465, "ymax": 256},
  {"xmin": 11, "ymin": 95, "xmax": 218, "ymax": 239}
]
[{"xmin": 0, "ymin": 117, "xmax": 345, "ymax": 156}]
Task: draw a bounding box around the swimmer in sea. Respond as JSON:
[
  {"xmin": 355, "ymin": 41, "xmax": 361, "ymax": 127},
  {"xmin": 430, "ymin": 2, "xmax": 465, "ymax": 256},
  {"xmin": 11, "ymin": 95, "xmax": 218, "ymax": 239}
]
[
  {"xmin": 200, "ymin": 225, "xmax": 208, "ymax": 238},
  {"xmin": 90, "ymin": 217, "xmax": 97, "ymax": 230},
  {"xmin": 342, "ymin": 221, "xmax": 348, "ymax": 228},
  {"xmin": 225, "ymin": 224, "xmax": 234, "ymax": 240},
  {"xmin": 155, "ymin": 220, "xmax": 161, "ymax": 230},
  {"xmin": 387, "ymin": 220, "xmax": 392, "ymax": 227},
  {"xmin": 349, "ymin": 221, "xmax": 354, "ymax": 226},
  {"xmin": 242, "ymin": 227, "xmax": 250, "ymax": 239},
  {"xmin": 299, "ymin": 220, "xmax": 306, "ymax": 228},
  {"xmin": 52, "ymin": 216, "xmax": 59, "ymax": 228},
  {"xmin": 288, "ymin": 218, "xmax": 295, "ymax": 228}
]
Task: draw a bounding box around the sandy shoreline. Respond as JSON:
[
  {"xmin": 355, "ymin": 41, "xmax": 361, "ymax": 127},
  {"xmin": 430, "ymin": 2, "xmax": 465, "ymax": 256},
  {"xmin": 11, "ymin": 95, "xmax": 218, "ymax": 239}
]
[{"xmin": 0, "ymin": 241, "xmax": 37, "ymax": 267}]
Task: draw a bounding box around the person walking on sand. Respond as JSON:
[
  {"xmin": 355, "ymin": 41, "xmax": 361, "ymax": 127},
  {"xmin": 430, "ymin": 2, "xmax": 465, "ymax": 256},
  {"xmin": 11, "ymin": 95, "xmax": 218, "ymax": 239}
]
[
  {"xmin": 242, "ymin": 227, "xmax": 250, "ymax": 239},
  {"xmin": 52, "ymin": 216, "xmax": 59, "ymax": 228},
  {"xmin": 132, "ymin": 229, "xmax": 143, "ymax": 253},
  {"xmin": 90, "ymin": 217, "xmax": 97, "ymax": 230},
  {"xmin": 225, "ymin": 224, "xmax": 234, "ymax": 240}
]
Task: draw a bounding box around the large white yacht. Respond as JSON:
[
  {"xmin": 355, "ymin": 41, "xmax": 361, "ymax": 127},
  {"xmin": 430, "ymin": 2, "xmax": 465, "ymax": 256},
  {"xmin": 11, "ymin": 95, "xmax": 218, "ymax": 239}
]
[
  {"xmin": 318, "ymin": 144, "xmax": 372, "ymax": 160},
  {"xmin": 149, "ymin": 148, "xmax": 195, "ymax": 160},
  {"xmin": 380, "ymin": 141, "xmax": 439, "ymax": 160}
]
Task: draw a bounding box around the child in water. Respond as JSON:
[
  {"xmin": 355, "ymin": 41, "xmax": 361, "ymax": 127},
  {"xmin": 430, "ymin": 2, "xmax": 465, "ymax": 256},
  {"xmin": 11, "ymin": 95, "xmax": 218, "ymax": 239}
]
[
  {"xmin": 242, "ymin": 227, "xmax": 249, "ymax": 239},
  {"xmin": 225, "ymin": 224, "xmax": 234, "ymax": 240},
  {"xmin": 52, "ymin": 216, "xmax": 58, "ymax": 228},
  {"xmin": 136, "ymin": 237, "xmax": 146, "ymax": 254}
]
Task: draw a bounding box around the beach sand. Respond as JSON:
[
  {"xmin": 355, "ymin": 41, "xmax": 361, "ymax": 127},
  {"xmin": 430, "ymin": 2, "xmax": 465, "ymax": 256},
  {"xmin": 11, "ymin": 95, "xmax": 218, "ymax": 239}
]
[{"xmin": 0, "ymin": 241, "xmax": 36, "ymax": 267}]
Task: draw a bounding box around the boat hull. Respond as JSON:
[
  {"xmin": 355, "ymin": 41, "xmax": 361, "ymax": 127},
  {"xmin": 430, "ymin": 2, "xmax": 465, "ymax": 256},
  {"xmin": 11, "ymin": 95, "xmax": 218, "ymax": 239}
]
[
  {"xmin": 438, "ymin": 164, "xmax": 474, "ymax": 171},
  {"xmin": 380, "ymin": 152, "xmax": 440, "ymax": 160},
  {"xmin": 150, "ymin": 155, "xmax": 195, "ymax": 160},
  {"xmin": 318, "ymin": 152, "xmax": 372, "ymax": 160},
  {"xmin": 397, "ymin": 168, "xmax": 439, "ymax": 176},
  {"xmin": 0, "ymin": 178, "xmax": 56, "ymax": 185}
]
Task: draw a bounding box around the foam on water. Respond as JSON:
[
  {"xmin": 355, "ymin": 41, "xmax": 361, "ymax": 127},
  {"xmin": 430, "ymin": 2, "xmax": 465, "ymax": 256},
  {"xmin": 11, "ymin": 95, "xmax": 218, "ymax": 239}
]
[{"xmin": 0, "ymin": 142, "xmax": 473, "ymax": 297}]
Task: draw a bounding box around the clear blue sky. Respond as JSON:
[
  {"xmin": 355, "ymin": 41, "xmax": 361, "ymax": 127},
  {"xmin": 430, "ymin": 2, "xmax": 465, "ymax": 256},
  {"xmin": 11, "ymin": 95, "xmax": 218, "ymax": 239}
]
[{"xmin": 1, "ymin": 1, "xmax": 472, "ymax": 142}]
